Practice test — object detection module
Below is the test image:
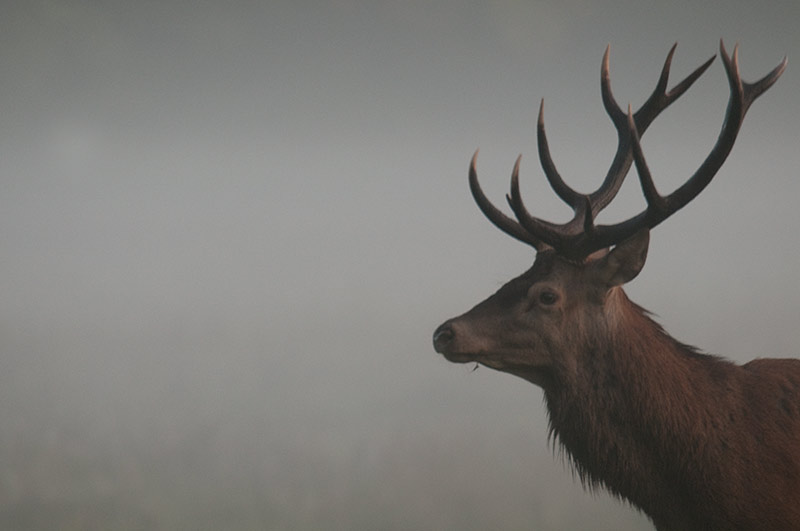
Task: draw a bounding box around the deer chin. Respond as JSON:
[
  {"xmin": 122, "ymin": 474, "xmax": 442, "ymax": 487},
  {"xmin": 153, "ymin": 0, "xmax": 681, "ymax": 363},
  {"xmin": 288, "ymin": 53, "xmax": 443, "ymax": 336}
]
[
  {"xmin": 442, "ymin": 349, "xmax": 542, "ymax": 373},
  {"xmin": 479, "ymin": 357, "xmax": 513, "ymax": 371},
  {"xmin": 477, "ymin": 356, "xmax": 541, "ymax": 373},
  {"xmin": 439, "ymin": 350, "xmax": 481, "ymax": 364}
]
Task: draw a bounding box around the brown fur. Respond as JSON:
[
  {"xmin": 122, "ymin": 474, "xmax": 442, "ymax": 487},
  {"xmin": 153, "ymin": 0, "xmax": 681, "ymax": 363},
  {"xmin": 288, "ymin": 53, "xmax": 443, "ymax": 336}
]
[
  {"xmin": 434, "ymin": 43, "xmax": 793, "ymax": 529},
  {"xmin": 434, "ymin": 249, "xmax": 800, "ymax": 530}
]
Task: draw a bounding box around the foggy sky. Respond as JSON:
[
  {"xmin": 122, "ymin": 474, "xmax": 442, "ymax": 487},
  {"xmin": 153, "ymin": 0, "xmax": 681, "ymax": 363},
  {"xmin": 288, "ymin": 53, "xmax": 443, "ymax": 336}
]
[{"xmin": 1, "ymin": 2, "xmax": 798, "ymax": 529}]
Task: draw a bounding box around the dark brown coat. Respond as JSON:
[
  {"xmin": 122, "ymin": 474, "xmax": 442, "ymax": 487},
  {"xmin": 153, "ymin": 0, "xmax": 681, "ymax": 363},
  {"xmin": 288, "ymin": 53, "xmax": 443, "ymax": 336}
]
[{"xmin": 434, "ymin": 43, "xmax": 796, "ymax": 530}]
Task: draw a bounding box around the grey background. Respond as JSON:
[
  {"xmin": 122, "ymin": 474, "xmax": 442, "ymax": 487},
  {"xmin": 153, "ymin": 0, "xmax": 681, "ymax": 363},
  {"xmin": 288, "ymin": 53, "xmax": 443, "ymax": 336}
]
[{"xmin": 1, "ymin": 1, "xmax": 798, "ymax": 529}]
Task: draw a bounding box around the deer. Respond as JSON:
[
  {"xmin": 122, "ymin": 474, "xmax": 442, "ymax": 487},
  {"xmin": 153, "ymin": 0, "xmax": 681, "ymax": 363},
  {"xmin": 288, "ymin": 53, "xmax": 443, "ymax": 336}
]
[{"xmin": 432, "ymin": 41, "xmax": 795, "ymax": 531}]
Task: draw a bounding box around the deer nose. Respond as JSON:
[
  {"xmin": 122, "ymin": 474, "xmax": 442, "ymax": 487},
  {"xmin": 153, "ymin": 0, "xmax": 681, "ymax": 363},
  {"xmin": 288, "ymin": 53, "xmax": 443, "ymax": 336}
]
[{"xmin": 433, "ymin": 323, "xmax": 455, "ymax": 353}]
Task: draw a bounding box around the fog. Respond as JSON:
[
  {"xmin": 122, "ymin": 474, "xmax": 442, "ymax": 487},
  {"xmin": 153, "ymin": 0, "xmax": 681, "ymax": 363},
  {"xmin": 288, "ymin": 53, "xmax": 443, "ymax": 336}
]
[{"xmin": 1, "ymin": 2, "xmax": 798, "ymax": 529}]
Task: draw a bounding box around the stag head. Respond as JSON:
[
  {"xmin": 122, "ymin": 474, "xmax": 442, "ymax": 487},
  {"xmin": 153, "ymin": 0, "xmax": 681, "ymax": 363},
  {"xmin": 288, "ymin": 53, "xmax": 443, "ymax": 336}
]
[
  {"xmin": 433, "ymin": 41, "xmax": 786, "ymax": 388},
  {"xmin": 433, "ymin": 231, "xmax": 649, "ymax": 388}
]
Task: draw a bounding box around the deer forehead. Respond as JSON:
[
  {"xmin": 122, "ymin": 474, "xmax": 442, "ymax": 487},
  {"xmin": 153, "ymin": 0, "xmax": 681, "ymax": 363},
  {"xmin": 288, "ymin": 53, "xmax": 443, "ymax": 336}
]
[{"xmin": 527, "ymin": 252, "xmax": 606, "ymax": 289}]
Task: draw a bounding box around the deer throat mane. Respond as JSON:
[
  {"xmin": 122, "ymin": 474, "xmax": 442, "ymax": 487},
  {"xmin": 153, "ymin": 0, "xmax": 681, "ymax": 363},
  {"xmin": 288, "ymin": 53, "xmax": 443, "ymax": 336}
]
[{"xmin": 542, "ymin": 292, "xmax": 728, "ymax": 506}]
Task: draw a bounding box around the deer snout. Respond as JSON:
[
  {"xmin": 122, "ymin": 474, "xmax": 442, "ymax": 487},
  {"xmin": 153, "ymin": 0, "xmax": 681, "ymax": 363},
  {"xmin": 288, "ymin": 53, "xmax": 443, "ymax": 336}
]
[{"xmin": 433, "ymin": 322, "xmax": 455, "ymax": 353}]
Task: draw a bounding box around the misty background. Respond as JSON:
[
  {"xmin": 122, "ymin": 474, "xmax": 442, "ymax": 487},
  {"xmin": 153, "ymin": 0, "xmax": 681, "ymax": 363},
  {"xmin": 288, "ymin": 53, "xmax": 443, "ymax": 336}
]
[{"xmin": 1, "ymin": 2, "xmax": 798, "ymax": 529}]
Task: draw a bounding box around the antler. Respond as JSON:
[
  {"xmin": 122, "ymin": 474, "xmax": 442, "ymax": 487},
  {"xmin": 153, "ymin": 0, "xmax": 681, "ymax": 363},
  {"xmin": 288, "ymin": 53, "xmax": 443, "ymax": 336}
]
[{"xmin": 470, "ymin": 41, "xmax": 786, "ymax": 259}]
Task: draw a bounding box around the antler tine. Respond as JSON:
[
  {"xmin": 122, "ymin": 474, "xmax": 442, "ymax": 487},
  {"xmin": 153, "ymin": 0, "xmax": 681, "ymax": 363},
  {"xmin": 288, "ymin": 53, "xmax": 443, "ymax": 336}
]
[
  {"xmin": 587, "ymin": 40, "xmax": 787, "ymax": 254},
  {"xmin": 626, "ymin": 105, "xmax": 664, "ymax": 212},
  {"xmin": 634, "ymin": 44, "xmax": 716, "ymax": 129},
  {"xmin": 722, "ymin": 40, "xmax": 787, "ymax": 116},
  {"xmin": 506, "ymin": 155, "xmax": 564, "ymax": 248},
  {"xmin": 592, "ymin": 44, "xmax": 716, "ymax": 215},
  {"xmin": 468, "ymin": 150, "xmax": 544, "ymax": 248},
  {"xmin": 534, "ymin": 44, "xmax": 645, "ymax": 217},
  {"xmin": 537, "ymin": 99, "xmax": 583, "ymax": 208}
]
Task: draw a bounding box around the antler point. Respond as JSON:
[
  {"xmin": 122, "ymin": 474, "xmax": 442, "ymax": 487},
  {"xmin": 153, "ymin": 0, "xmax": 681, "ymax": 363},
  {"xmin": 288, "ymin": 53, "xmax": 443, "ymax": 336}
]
[
  {"xmin": 512, "ymin": 154, "xmax": 522, "ymax": 178},
  {"xmin": 666, "ymin": 42, "xmax": 677, "ymax": 62},
  {"xmin": 602, "ymin": 46, "xmax": 611, "ymax": 78}
]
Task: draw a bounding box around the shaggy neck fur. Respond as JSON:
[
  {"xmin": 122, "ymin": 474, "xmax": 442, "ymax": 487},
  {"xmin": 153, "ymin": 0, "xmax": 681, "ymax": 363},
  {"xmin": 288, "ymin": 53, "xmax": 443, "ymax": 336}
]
[{"xmin": 542, "ymin": 288, "xmax": 767, "ymax": 530}]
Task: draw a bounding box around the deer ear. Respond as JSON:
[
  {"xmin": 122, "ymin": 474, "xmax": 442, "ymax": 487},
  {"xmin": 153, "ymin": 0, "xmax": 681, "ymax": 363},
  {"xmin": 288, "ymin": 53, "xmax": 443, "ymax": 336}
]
[{"xmin": 593, "ymin": 229, "xmax": 650, "ymax": 287}]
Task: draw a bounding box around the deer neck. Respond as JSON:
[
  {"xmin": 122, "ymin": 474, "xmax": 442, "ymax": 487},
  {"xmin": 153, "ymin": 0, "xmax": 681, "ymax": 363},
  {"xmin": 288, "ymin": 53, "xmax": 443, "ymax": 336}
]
[{"xmin": 542, "ymin": 288, "xmax": 731, "ymax": 519}]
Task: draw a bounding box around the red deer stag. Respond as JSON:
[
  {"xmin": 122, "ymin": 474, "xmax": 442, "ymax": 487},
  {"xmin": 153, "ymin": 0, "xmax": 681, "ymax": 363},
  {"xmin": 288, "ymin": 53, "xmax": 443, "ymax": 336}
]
[{"xmin": 433, "ymin": 41, "xmax": 793, "ymax": 531}]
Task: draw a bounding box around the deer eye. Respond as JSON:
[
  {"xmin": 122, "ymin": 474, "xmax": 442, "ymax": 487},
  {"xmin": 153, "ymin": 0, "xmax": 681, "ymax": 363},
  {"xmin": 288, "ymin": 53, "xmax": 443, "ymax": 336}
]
[{"xmin": 539, "ymin": 290, "xmax": 559, "ymax": 306}]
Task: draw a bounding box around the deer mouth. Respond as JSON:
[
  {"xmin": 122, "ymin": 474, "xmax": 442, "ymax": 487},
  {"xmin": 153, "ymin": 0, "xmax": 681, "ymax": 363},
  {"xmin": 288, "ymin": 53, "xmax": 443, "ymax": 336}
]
[{"xmin": 440, "ymin": 350, "xmax": 480, "ymax": 364}]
